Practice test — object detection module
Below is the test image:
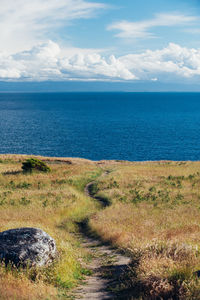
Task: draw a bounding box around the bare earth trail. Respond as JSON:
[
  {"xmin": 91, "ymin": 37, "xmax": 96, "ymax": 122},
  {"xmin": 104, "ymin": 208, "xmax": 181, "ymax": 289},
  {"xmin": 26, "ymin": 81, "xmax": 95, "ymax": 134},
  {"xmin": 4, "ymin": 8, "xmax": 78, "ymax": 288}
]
[{"xmin": 72, "ymin": 171, "xmax": 132, "ymax": 300}]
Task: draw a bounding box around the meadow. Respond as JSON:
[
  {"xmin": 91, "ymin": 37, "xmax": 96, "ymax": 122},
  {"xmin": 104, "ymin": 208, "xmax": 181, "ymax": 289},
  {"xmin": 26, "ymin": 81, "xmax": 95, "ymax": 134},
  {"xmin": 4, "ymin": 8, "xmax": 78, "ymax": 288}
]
[
  {"xmin": 90, "ymin": 160, "xmax": 200, "ymax": 299},
  {"xmin": 0, "ymin": 155, "xmax": 102, "ymax": 299},
  {"xmin": 1, "ymin": 156, "xmax": 200, "ymax": 299}
]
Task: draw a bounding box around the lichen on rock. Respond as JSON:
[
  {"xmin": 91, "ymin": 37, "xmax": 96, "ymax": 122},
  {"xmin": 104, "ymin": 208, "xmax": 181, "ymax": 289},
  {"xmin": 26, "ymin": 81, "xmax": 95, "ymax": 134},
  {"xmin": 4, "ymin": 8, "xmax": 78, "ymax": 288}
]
[{"xmin": 0, "ymin": 227, "xmax": 56, "ymax": 267}]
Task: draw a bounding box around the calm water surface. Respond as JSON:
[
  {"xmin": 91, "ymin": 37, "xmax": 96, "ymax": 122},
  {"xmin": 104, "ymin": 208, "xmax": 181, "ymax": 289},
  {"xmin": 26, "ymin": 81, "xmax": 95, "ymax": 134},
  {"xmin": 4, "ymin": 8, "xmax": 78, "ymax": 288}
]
[{"xmin": 0, "ymin": 92, "xmax": 200, "ymax": 161}]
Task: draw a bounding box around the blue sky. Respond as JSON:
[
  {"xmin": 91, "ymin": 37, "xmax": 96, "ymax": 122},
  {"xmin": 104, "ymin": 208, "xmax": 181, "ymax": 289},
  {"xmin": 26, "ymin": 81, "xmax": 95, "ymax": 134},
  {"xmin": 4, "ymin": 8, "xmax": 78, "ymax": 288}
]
[
  {"xmin": 67, "ymin": 0, "xmax": 200, "ymax": 52},
  {"xmin": 1, "ymin": 0, "xmax": 200, "ymax": 88}
]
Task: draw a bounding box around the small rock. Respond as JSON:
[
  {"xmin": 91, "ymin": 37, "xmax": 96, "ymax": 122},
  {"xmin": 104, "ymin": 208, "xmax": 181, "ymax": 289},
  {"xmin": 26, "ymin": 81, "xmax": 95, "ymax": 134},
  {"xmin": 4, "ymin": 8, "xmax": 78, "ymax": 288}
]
[
  {"xmin": 194, "ymin": 270, "xmax": 200, "ymax": 277},
  {"xmin": 0, "ymin": 227, "xmax": 56, "ymax": 267}
]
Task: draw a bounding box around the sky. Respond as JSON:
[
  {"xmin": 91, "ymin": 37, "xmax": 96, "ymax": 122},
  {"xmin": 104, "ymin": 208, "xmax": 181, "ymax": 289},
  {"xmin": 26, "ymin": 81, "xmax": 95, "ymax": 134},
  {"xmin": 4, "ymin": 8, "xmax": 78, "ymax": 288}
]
[{"xmin": 1, "ymin": 0, "xmax": 200, "ymax": 89}]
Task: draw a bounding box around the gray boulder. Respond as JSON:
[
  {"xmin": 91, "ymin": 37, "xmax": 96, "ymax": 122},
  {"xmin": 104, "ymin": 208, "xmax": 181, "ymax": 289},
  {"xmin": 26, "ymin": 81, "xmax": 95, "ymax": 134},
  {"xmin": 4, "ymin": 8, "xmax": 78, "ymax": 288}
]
[{"xmin": 0, "ymin": 227, "xmax": 56, "ymax": 267}]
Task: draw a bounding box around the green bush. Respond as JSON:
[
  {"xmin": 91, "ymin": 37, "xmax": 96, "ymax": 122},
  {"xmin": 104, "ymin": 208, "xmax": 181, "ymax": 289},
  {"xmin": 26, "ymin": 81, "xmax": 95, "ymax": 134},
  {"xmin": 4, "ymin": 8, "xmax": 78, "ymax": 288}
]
[{"xmin": 22, "ymin": 158, "xmax": 51, "ymax": 173}]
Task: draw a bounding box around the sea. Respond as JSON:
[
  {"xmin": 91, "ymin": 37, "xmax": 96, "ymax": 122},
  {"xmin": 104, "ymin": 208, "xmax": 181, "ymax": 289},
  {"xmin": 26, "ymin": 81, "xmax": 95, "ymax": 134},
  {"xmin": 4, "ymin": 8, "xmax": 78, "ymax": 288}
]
[{"xmin": 0, "ymin": 92, "xmax": 200, "ymax": 161}]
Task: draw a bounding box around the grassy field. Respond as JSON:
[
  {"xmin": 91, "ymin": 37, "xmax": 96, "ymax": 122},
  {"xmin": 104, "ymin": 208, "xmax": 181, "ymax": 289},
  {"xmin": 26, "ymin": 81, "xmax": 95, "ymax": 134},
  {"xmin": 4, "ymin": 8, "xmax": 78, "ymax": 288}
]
[
  {"xmin": 1, "ymin": 156, "xmax": 200, "ymax": 299},
  {"xmin": 90, "ymin": 160, "xmax": 200, "ymax": 299},
  {"xmin": 0, "ymin": 155, "xmax": 102, "ymax": 299}
]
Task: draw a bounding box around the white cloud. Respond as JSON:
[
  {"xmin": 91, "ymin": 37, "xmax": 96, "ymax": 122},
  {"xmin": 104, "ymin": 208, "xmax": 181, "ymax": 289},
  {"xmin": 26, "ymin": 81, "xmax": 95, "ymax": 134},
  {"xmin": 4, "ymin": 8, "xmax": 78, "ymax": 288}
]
[
  {"xmin": 0, "ymin": 0, "xmax": 106, "ymax": 53},
  {"xmin": 1, "ymin": 41, "xmax": 200, "ymax": 82},
  {"xmin": 60, "ymin": 52, "xmax": 136, "ymax": 80},
  {"xmin": 119, "ymin": 43, "xmax": 200, "ymax": 80},
  {"xmin": 0, "ymin": 40, "xmax": 135, "ymax": 81},
  {"xmin": 107, "ymin": 13, "xmax": 197, "ymax": 39}
]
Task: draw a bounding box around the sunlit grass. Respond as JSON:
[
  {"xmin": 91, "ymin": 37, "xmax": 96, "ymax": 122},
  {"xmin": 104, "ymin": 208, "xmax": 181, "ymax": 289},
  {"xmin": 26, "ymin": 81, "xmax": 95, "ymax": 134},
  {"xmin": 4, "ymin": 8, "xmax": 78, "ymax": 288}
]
[
  {"xmin": 2, "ymin": 156, "xmax": 200, "ymax": 298},
  {"xmin": 0, "ymin": 155, "xmax": 101, "ymax": 299},
  {"xmin": 90, "ymin": 161, "xmax": 200, "ymax": 298}
]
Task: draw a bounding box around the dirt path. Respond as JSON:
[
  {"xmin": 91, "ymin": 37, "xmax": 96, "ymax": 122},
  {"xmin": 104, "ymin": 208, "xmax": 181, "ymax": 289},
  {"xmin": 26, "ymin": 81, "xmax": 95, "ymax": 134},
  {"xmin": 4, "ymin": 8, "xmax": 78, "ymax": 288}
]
[{"xmin": 73, "ymin": 173, "xmax": 132, "ymax": 300}]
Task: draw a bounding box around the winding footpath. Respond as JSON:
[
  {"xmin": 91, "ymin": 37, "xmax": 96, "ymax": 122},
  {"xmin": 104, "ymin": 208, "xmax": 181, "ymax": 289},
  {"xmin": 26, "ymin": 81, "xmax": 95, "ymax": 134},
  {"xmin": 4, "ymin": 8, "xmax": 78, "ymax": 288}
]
[{"xmin": 73, "ymin": 172, "xmax": 132, "ymax": 300}]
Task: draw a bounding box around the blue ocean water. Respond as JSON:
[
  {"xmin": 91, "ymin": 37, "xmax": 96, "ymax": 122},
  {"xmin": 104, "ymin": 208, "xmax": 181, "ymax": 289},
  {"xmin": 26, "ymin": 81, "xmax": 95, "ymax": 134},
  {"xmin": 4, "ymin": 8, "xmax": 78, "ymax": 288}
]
[{"xmin": 0, "ymin": 92, "xmax": 200, "ymax": 161}]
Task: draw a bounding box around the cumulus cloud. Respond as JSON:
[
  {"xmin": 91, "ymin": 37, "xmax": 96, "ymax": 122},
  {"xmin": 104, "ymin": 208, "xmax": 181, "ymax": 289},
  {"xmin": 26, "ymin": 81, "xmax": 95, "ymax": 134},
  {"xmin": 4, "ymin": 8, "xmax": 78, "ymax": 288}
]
[
  {"xmin": 119, "ymin": 43, "xmax": 200, "ymax": 80},
  {"xmin": 60, "ymin": 52, "xmax": 136, "ymax": 80},
  {"xmin": 0, "ymin": 41, "xmax": 135, "ymax": 81},
  {"xmin": 107, "ymin": 13, "xmax": 197, "ymax": 39},
  {"xmin": 0, "ymin": 0, "xmax": 106, "ymax": 53},
  {"xmin": 1, "ymin": 41, "xmax": 200, "ymax": 82}
]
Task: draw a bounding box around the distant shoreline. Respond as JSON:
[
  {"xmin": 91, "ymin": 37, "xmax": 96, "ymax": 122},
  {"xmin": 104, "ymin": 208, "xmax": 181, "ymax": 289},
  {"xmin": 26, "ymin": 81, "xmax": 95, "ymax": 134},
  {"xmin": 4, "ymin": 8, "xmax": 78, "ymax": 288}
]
[
  {"xmin": 1, "ymin": 91, "xmax": 200, "ymax": 93},
  {"xmin": 1, "ymin": 154, "xmax": 199, "ymax": 164}
]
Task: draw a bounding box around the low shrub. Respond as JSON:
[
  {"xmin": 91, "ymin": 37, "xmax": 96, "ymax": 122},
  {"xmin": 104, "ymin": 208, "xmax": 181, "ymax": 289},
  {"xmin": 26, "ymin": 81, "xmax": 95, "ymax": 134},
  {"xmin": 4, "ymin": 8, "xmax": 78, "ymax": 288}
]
[{"xmin": 22, "ymin": 158, "xmax": 51, "ymax": 173}]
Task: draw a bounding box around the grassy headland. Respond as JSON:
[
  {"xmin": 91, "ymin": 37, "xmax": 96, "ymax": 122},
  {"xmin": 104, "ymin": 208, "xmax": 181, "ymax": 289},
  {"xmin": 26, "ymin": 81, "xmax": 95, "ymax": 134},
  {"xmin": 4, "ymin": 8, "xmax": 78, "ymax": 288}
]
[
  {"xmin": 1, "ymin": 156, "xmax": 200, "ymax": 299},
  {"xmin": 0, "ymin": 155, "xmax": 102, "ymax": 299},
  {"xmin": 90, "ymin": 160, "xmax": 200, "ymax": 298}
]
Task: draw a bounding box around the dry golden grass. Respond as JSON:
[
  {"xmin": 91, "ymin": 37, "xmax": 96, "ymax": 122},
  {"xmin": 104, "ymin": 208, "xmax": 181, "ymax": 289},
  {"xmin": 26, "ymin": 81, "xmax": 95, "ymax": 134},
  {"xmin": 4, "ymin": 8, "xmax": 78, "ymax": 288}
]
[
  {"xmin": 0, "ymin": 270, "xmax": 58, "ymax": 300},
  {"xmin": 90, "ymin": 161, "xmax": 200, "ymax": 298},
  {"xmin": 0, "ymin": 155, "xmax": 102, "ymax": 299},
  {"xmin": 2, "ymin": 156, "xmax": 200, "ymax": 298}
]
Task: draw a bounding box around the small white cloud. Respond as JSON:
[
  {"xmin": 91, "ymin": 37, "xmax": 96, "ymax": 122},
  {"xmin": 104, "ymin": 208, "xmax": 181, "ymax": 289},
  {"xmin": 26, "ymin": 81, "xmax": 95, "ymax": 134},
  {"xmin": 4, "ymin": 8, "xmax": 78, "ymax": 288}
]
[{"xmin": 107, "ymin": 13, "xmax": 197, "ymax": 39}]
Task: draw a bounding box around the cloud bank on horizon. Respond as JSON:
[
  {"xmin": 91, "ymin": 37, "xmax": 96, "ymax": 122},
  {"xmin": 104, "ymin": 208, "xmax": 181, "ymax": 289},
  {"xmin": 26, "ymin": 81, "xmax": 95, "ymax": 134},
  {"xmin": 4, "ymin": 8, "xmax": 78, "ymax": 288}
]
[
  {"xmin": 1, "ymin": 0, "xmax": 200, "ymax": 83},
  {"xmin": 2, "ymin": 40, "xmax": 200, "ymax": 82}
]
